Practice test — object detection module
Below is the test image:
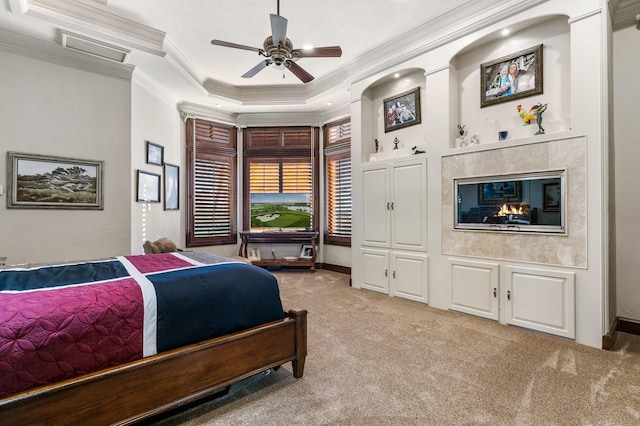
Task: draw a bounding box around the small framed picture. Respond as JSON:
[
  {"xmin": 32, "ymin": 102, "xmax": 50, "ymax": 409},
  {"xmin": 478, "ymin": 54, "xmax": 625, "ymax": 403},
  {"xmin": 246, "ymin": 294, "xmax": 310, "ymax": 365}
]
[
  {"xmin": 480, "ymin": 44, "xmax": 543, "ymax": 108},
  {"xmin": 383, "ymin": 86, "xmax": 421, "ymax": 133},
  {"xmin": 136, "ymin": 170, "xmax": 161, "ymax": 203},
  {"xmin": 163, "ymin": 163, "xmax": 179, "ymax": 210},
  {"xmin": 543, "ymin": 182, "xmax": 561, "ymax": 212},
  {"xmin": 248, "ymin": 248, "xmax": 261, "ymax": 261},
  {"xmin": 299, "ymin": 244, "xmax": 316, "ymax": 260},
  {"xmin": 146, "ymin": 141, "xmax": 164, "ymax": 166}
]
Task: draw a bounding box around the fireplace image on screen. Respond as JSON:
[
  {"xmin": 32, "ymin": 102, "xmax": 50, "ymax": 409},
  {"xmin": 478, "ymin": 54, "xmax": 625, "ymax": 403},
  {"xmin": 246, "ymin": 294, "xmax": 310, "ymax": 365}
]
[{"xmin": 454, "ymin": 171, "xmax": 565, "ymax": 233}]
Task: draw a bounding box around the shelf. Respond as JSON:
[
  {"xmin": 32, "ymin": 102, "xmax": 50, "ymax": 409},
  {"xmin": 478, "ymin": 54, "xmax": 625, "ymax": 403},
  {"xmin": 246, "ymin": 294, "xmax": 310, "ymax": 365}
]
[
  {"xmin": 238, "ymin": 231, "xmax": 318, "ymax": 272},
  {"xmin": 251, "ymin": 258, "xmax": 315, "ymax": 270}
]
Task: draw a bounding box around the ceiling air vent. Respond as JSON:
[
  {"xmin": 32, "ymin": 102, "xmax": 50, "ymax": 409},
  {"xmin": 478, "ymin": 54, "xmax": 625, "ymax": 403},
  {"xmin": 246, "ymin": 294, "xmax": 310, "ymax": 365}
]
[{"xmin": 61, "ymin": 31, "xmax": 130, "ymax": 63}]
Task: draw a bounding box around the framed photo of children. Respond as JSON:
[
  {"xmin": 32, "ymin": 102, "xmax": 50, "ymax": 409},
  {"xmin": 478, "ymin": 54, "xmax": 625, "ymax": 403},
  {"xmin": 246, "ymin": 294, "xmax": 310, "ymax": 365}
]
[
  {"xmin": 480, "ymin": 44, "xmax": 543, "ymax": 108},
  {"xmin": 384, "ymin": 86, "xmax": 421, "ymax": 133}
]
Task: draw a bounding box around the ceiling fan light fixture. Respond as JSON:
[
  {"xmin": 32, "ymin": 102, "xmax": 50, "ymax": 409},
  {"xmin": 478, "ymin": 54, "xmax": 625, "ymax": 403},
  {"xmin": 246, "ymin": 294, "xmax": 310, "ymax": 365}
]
[{"xmin": 210, "ymin": 0, "xmax": 341, "ymax": 84}]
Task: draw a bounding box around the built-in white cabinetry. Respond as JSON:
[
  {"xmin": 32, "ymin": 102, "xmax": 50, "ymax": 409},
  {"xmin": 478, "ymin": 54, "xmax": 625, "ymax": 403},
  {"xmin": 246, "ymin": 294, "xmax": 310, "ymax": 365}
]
[
  {"xmin": 504, "ymin": 265, "xmax": 575, "ymax": 339},
  {"xmin": 362, "ymin": 156, "xmax": 427, "ymax": 250},
  {"xmin": 360, "ymin": 156, "xmax": 428, "ymax": 303},
  {"xmin": 447, "ymin": 258, "xmax": 576, "ymax": 339},
  {"xmin": 361, "ymin": 248, "xmax": 428, "ymax": 303},
  {"xmin": 449, "ymin": 258, "xmax": 500, "ymax": 321}
]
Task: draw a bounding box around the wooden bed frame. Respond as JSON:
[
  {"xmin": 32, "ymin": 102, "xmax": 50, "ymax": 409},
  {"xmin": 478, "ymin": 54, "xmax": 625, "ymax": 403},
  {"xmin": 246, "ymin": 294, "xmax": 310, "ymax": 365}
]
[{"xmin": 0, "ymin": 309, "xmax": 307, "ymax": 425}]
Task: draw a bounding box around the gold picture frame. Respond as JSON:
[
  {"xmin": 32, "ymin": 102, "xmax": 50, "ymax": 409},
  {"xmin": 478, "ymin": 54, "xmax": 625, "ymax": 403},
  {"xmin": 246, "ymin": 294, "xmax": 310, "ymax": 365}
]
[{"xmin": 480, "ymin": 44, "xmax": 543, "ymax": 108}]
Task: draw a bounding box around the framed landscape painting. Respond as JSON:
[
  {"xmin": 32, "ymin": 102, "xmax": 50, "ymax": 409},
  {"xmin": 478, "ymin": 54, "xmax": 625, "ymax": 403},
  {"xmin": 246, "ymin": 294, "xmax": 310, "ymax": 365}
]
[{"xmin": 7, "ymin": 152, "xmax": 103, "ymax": 210}]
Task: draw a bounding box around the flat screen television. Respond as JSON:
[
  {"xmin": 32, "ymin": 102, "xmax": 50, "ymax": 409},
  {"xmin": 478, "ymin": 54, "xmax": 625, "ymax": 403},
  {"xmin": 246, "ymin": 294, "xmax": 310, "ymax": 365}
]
[{"xmin": 250, "ymin": 192, "xmax": 311, "ymax": 230}]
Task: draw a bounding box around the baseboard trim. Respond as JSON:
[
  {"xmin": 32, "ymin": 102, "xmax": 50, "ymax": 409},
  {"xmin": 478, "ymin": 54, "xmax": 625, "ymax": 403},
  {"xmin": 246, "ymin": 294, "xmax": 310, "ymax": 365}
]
[
  {"xmin": 320, "ymin": 263, "xmax": 351, "ymax": 275},
  {"xmin": 602, "ymin": 317, "xmax": 640, "ymax": 350},
  {"xmin": 602, "ymin": 317, "xmax": 618, "ymax": 350},
  {"xmin": 617, "ymin": 317, "xmax": 640, "ymax": 335}
]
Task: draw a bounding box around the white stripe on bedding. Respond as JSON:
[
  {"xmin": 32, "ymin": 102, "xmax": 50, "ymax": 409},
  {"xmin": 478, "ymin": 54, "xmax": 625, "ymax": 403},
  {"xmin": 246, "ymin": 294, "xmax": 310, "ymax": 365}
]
[
  {"xmin": 117, "ymin": 256, "xmax": 157, "ymax": 357},
  {"xmin": 169, "ymin": 251, "xmax": 206, "ymax": 266}
]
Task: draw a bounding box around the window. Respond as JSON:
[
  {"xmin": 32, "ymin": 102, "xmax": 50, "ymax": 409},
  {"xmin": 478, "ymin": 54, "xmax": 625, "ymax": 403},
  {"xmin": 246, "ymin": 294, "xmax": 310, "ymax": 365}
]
[
  {"xmin": 186, "ymin": 118, "xmax": 237, "ymax": 247},
  {"xmin": 243, "ymin": 127, "xmax": 319, "ymax": 232},
  {"xmin": 324, "ymin": 118, "xmax": 351, "ymax": 246}
]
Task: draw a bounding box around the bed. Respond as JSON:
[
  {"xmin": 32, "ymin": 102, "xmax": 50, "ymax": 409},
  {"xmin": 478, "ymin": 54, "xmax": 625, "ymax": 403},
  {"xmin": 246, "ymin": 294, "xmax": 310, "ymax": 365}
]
[{"xmin": 0, "ymin": 252, "xmax": 307, "ymax": 425}]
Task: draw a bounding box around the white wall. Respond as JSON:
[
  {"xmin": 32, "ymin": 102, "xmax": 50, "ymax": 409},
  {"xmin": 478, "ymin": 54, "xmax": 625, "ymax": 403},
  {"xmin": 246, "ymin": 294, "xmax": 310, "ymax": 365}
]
[
  {"xmin": 0, "ymin": 50, "xmax": 131, "ymax": 264},
  {"xmin": 130, "ymin": 77, "xmax": 182, "ymax": 254},
  {"xmin": 613, "ymin": 24, "xmax": 640, "ymax": 321}
]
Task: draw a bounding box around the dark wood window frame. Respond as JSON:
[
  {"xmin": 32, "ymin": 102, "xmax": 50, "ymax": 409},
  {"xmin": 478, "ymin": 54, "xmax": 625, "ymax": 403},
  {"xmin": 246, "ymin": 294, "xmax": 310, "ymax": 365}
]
[
  {"xmin": 185, "ymin": 118, "xmax": 237, "ymax": 247},
  {"xmin": 242, "ymin": 126, "xmax": 320, "ymax": 233},
  {"xmin": 323, "ymin": 118, "xmax": 351, "ymax": 247}
]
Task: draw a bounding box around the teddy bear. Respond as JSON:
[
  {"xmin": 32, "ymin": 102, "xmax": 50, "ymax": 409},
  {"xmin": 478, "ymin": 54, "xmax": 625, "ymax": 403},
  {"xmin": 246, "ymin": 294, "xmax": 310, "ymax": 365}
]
[{"xmin": 143, "ymin": 237, "xmax": 178, "ymax": 254}]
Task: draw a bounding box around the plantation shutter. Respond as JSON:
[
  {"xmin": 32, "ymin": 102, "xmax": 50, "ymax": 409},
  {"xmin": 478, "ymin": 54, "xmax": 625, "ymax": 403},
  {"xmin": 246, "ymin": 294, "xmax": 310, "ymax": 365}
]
[
  {"xmin": 282, "ymin": 162, "xmax": 312, "ymax": 194},
  {"xmin": 186, "ymin": 118, "xmax": 237, "ymax": 247},
  {"xmin": 324, "ymin": 118, "xmax": 351, "ymax": 246},
  {"xmin": 249, "ymin": 162, "xmax": 280, "ymax": 193},
  {"xmin": 193, "ymin": 156, "xmax": 232, "ymax": 238},
  {"xmin": 327, "ymin": 155, "xmax": 352, "ymax": 237}
]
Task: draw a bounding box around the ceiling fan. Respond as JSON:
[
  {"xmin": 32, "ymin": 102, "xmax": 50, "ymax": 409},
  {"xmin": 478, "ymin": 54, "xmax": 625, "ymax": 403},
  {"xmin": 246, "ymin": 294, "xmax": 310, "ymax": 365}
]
[{"xmin": 210, "ymin": 0, "xmax": 342, "ymax": 83}]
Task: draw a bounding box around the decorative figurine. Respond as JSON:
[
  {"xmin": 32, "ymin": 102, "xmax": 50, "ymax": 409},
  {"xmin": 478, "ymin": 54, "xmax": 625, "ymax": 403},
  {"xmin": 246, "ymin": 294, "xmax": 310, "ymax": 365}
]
[
  {"xmin": 456, "ymin": 124, "xmax": 468, "ymax": 147},
  {"xmin": 469, "ymin": 135, "xmax": 479, "ymax": 145},
  {"xmin": 412, "ymin": 146, "xmax": 426, "ymax": 154},
  {"xmin": 517, "ymin": 102, "xmax": 548, "ymax": 135},
  {"xmin": 393, "ymin": 137, "xmax": 399, "ymax": 150},
  {"xmin": 374, "ymin": 138, "xmax": 379, "ymax": 153}
]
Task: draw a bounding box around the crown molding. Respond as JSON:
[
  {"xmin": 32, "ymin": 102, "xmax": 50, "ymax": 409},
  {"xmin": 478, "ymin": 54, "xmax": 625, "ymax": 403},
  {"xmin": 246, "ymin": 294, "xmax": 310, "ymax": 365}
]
[
  {"xmin": 18, "ymin": 0, "xmax": 166, "ymax": 56},
  {"xmin": 612, "ymin": 0, "xmax": 640, "ymax": 29},
  {"xmin": 0, "ymin": 27, "xmax": 134, "ymax": 79},
  {"xmin": 133, "ymin": 69, "xmax": 179, "ymax": 105},
  {"xmin": 177, "ymin": 101, "xmax": 238, "ymax": 125},
  {"xmin": 236, "ymin": 112, "xmax": 323, "ymax": 128}
]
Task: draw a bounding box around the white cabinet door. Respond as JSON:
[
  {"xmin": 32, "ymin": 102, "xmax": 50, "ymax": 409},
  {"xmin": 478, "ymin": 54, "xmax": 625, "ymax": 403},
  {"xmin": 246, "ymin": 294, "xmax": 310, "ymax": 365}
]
[
  {"xmin": 391, "ymin": 251, "xmax": 428, "ymax": 303},
  {"xmin": 362, "ymin": 166, "xmax": 390, "ymax": 247},
  {"xmin": 361, "ymin": 248, "xmax": 390, "ymax": 294},
  {"xmin": 448, "ymin": 258, "xmax": 499, "ymax": 321},
  {"xmin": 391, "ymin": 159, "xmax": 427, "ymax": 251},
  {"xmin": 504, "ymin": 265, "xmax": 575, "ymax": 339}
]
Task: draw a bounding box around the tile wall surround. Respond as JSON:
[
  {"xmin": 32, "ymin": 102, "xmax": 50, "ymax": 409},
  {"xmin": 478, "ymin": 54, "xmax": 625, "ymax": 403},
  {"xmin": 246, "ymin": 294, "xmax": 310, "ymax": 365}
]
[{"xmin": 441, "ymin": 136, "xmax": 586, "ymax": 267}]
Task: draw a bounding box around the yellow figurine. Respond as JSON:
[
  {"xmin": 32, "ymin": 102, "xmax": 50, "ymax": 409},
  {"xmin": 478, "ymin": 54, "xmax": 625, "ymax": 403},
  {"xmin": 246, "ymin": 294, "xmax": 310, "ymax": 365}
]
[{"xmin": 517, "ymin": 102, "xmax": 548, "ymax": 135}]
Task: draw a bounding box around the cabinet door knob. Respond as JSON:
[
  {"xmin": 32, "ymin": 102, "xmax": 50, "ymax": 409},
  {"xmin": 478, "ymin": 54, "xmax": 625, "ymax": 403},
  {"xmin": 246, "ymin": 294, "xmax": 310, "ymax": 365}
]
[
  {"xmin": 386, "ymin": 202, "xmax": 390, "ymax": 210},
  {"xmin": 493, "ymin": 288, "xmax": 497, "ymax": 298},
  {"xmin": 385, "ymin": 269, "xmax": 388, "ymax": 277},
  {"xmin": 393, "ymin": 270, "xmax": 396, "ymax": 278},
  {"xmin": 507, "ymin": 290, "xmax": 511, "ymax": 301}
]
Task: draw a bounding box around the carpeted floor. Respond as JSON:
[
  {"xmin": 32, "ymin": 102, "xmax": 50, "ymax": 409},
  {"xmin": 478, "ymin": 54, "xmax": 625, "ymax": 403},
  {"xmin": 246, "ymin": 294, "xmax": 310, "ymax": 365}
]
[{"xmin": 150, "ymin": 269, "xmax": 640, "ymax": 425}]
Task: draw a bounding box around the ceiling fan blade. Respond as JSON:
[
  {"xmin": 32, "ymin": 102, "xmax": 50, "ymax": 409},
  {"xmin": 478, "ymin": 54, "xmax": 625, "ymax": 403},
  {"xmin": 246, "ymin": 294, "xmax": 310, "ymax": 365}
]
[
  {"xmin": 270, "ymin": 14, "xmax": 288, "ymax": 45},
  {"xmin": 287, "ymin": 60, "xmax": 314, "ymax": 83},
  {"xmin": 211, "ymin": 39, "xmax": 261, "ymax": 52},
  {"xmin": 242, "ymin": 61, "xmax": 270, "ymax": 78},
  {"xmin": 293, "ymin": 46, "xmax": 342, "ymax": 58}
]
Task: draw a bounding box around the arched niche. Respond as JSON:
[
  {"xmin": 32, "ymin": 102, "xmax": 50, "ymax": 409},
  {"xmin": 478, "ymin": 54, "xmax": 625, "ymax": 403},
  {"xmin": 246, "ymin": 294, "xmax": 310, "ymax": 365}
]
[
  {"xmin": 358, "ymin": 67, "xmax": 427, "ymax": 160},
  {"xmin": 448, "ymin": 15, "xmax": 571, "ymax": 147}
]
